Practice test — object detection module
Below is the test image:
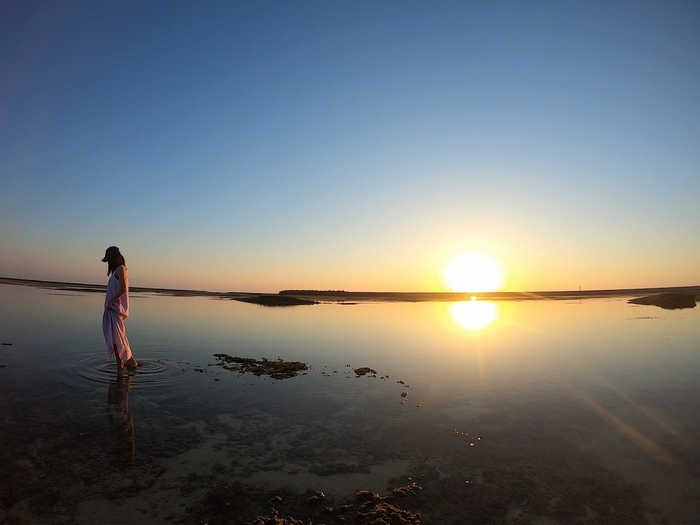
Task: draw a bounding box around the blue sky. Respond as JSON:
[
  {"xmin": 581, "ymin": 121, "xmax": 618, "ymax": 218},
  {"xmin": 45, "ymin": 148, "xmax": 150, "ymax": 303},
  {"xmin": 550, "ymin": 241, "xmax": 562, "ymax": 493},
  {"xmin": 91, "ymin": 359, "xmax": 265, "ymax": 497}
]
[{"xmin": 1, "ymin": 1, "xmax": 699, "ymax": 292}]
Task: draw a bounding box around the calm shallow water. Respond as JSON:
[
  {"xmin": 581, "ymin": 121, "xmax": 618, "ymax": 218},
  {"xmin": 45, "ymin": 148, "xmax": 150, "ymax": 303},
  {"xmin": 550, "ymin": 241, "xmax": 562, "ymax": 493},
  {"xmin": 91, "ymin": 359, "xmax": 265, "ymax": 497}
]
[{"xmin": 1, "ymin": 282, "xmax": 699, "ymax": 524}]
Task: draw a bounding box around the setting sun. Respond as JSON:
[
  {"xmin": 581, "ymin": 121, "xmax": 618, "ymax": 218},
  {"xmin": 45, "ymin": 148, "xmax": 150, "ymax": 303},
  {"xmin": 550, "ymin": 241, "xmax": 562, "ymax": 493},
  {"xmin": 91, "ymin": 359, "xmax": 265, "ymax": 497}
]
[{"xmin": 443, "ymin": 249, "xmax": 505, "ymax": 292}]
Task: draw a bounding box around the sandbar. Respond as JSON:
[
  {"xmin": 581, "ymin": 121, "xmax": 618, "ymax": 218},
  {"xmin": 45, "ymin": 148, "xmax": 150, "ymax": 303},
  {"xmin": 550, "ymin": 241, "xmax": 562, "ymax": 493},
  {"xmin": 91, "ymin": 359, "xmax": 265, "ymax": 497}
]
[{"xmin": 2, "ymin": 277, "xmax": 699, "ymax": 305}]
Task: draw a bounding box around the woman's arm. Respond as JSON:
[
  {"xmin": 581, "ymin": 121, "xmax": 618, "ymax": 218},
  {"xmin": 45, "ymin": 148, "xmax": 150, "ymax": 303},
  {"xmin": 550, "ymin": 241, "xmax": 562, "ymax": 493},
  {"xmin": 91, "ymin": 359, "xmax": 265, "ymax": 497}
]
[{"xmin": 106, "ymin": 265, "xmax": 127, "ymax": 307}]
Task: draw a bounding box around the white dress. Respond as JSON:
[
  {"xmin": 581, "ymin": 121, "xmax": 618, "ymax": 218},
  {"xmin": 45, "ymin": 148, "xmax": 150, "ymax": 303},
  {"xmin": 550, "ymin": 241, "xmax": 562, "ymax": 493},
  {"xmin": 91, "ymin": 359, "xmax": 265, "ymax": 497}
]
[{"xmin": 102, "ymin": 266, "xmax": 133, "ymax": 360}]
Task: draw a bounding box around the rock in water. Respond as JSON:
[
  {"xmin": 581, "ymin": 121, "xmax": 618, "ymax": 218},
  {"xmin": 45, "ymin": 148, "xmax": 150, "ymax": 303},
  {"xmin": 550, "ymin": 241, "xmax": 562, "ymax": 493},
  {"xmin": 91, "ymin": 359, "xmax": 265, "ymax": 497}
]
[
  {"xmin": 213, "ymin": 354, "xmax": 309, "ymax": 379},
  {"xmin": 236, "ymin": 295, "xmax": 317, "ymax": 306},
  {"xmin": 628, "ymin": 293, "xmax": 697, "ymax": 310}
]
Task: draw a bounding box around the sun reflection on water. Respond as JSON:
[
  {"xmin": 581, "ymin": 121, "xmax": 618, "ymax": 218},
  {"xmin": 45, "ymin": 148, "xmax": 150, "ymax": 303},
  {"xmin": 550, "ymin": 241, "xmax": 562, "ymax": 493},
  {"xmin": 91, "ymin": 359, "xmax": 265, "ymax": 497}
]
[{"xmin": 450, "ymin": 298, "xmax": 499, "ymax": 331}]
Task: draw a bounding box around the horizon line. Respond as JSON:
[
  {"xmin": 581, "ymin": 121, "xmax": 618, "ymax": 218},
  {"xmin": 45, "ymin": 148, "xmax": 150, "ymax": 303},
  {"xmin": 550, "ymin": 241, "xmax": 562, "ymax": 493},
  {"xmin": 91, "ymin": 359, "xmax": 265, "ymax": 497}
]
[{"xmin": 2, "ymin": 276, "xmax": 699, "ymax": 301}]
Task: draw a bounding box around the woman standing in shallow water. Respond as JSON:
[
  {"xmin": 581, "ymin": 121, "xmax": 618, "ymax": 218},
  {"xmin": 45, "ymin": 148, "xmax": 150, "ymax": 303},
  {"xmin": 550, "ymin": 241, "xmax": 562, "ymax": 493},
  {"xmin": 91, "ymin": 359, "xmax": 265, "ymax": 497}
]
[{"xmin": 102, "ymin": 246, "xmax": 137, "ymax": 370}]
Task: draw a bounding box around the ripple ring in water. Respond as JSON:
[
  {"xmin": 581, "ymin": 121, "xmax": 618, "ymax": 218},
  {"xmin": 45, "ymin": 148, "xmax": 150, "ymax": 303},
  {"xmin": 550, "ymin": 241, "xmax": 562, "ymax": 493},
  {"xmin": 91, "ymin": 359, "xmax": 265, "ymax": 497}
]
[{"xmin": 73, "ymin": 355, "xmax": 182, "ymax": 389}]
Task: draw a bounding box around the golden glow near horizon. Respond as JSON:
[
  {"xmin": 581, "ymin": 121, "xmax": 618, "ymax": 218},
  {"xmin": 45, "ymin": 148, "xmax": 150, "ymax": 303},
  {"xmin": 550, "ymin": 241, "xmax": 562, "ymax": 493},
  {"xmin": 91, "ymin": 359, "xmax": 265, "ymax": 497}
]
[
  {"xmin": 450, "ymin": 298, "xmax": 499, "ymax": 331},
  {"xmin": 443, "ymin": 249, "xmax": 505, "ymax": 292}
]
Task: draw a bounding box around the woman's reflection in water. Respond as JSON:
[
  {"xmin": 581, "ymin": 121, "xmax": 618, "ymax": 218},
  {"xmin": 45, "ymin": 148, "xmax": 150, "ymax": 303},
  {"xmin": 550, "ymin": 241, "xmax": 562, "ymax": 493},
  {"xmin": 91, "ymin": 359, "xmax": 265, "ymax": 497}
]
[{"xmin": 107, "ymin": 373, "xmax": 135, "ymax": 461}]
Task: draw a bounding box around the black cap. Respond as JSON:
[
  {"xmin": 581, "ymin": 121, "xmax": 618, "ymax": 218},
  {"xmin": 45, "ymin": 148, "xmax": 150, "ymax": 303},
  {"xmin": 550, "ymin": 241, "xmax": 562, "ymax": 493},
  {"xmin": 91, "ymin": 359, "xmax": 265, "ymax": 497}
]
[{"xmin": 101, "ymin": 246, "xmax": 120, "ymax": 262}]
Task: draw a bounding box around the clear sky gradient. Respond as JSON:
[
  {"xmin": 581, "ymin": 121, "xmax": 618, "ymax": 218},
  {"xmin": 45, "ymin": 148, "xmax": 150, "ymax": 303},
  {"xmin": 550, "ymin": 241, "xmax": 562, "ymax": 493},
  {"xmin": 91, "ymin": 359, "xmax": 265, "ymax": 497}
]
[{"xmin": 1, "ymin": 1, "xmax": 698, "ymax": 292}]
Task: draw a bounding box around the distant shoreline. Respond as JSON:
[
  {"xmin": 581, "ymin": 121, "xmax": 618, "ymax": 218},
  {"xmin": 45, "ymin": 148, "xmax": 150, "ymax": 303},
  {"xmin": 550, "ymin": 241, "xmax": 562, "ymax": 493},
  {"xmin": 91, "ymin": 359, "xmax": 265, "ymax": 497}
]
[{"xmin": 2, "ymin": 276, "xmax": 699, "ymax": 304}]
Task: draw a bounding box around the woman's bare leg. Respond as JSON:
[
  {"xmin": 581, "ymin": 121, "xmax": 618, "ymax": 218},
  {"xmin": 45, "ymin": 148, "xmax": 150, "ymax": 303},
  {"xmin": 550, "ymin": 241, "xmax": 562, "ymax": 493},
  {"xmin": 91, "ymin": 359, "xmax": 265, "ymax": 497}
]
[
  {"xmin": 114, "ymin": 345, "xmax": 124, "ymax": 371},
  {"xmin": 125, "ymin": 356, "xmax": 138, "ymax": 368}
]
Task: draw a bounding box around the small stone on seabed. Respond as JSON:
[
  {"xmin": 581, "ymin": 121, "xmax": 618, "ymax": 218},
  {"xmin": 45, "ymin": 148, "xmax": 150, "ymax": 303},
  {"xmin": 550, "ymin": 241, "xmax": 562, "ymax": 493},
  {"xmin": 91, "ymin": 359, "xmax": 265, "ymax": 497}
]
[
  {"xmin": 355, "ymin": 490, "xmax": 382, "ymax": 501},
  {"xmin": 306, "ymin": 491, "xmax": 326, "ymax": 504}
]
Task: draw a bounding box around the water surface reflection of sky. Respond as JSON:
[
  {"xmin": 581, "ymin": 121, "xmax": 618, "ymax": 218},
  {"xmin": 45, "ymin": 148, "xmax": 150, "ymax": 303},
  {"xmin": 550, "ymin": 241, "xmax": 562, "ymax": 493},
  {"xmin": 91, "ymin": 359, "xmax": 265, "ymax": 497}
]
[
  {"xmin": 2, "ymin": 284, "xmax": 699, "ymax": 391},
  {"xmin": 1, "ymin": 283, "xmax": 700, "ymax": 523}
]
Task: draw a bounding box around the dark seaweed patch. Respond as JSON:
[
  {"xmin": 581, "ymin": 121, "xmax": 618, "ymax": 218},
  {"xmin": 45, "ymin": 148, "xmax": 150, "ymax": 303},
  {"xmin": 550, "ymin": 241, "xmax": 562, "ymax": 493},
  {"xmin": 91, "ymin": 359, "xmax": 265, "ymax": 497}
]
[{"xmin": 213, "ymin": 354, "xmax": 309, "ymax": 379}]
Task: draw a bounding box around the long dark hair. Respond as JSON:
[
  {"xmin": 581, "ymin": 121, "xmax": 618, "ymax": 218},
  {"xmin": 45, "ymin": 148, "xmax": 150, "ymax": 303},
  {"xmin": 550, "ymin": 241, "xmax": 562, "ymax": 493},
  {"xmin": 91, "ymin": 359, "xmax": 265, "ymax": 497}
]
[{"xmin": 107, "ymin": 254, "xmax": 126, "ymax": 276}]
